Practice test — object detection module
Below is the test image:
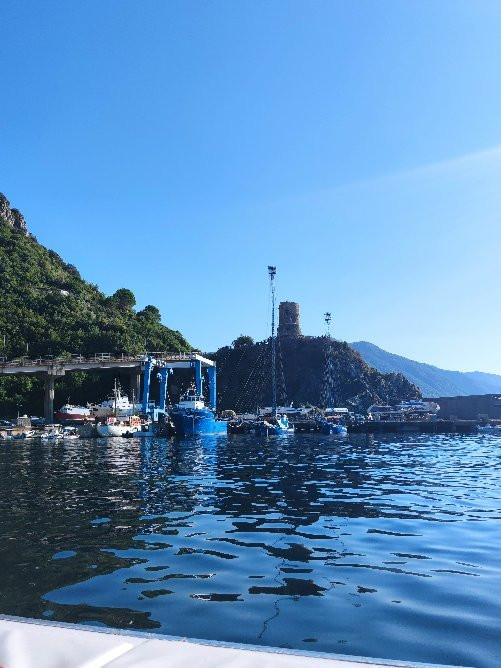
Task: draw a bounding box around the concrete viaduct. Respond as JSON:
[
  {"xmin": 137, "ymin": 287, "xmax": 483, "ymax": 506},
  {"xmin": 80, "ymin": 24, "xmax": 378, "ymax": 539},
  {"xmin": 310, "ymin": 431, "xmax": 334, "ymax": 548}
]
[{"xmin": 0, "ymin": 352, "xmax": 216, "ymax": 422}]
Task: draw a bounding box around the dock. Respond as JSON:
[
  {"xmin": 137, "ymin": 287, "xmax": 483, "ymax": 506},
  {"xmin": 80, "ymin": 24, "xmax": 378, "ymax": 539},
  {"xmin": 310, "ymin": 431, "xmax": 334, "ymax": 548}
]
[
  {"xmin": 0, "ymin": 615, "xmax": 460, "ymax": 668},
  {"xmin": 293, "ymin": 420, "xmax": 478, "ymax": 435}
]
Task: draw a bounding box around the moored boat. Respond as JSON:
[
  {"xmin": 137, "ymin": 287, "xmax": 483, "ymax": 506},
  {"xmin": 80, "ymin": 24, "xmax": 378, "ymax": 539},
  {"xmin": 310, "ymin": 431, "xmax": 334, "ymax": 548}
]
[
  {"xmin": 253, "ymin": 414, "xmax": 294, "ymax": 436},
  {"xmin": 314, "ymin": 417, "xmax": 348, "ymax": 436},
  {"xmin": 88, "ymin": 382, "xmax": 136, "ymax": 418},
  {"xmin": 170, "ymin": 388, "xmax": 228, "ymax": 437},
  {"xmin": 96, "ymin": 415, "xmax": 143, "ymax": 437},
  {"xmin": 54, "ymin": 403, "xmax": 91, "ymax": 421},
  {"xmin": 62, "ymin": 426, "xmax": 80, "ymax": 439}
]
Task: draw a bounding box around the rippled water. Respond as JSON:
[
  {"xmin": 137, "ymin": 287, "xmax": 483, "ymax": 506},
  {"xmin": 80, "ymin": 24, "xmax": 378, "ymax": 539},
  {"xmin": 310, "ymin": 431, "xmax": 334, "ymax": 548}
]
[{"xmin": 1, "ymin": 433, "xmax": 500, "ymax": 666}]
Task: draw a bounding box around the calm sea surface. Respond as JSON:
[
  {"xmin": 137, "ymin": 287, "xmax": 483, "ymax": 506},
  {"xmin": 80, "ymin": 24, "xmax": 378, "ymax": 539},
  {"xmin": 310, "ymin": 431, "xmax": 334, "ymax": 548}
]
[{"xmin": 1, "ymin": 433, "xmax": 500, "ymax": 667}]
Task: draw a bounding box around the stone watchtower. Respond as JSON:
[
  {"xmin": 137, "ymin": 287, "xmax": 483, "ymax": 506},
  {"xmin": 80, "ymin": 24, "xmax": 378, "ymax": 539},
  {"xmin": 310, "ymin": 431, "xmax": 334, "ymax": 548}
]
[{"xmin": 278, "ymin": 301, "xmax": 302, "ymax": 338}]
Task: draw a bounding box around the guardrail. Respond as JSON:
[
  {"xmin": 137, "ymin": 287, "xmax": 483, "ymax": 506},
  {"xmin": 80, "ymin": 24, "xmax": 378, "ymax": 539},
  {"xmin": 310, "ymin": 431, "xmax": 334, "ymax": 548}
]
[{"xmin": 0, "ymin": 351, "xmax": 202, "ymax": 368}]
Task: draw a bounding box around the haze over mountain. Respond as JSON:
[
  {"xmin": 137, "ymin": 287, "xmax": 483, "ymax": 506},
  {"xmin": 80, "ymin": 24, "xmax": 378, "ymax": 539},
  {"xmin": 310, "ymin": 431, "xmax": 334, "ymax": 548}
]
[{"xmin": 351, "ymin": 341, "xmax": 501, "ymax": 398}]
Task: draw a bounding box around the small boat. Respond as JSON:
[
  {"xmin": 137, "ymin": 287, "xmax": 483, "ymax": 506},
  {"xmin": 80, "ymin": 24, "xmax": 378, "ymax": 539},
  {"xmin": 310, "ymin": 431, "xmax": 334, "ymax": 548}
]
[
  {"xmin": 253, "ymin": 414, "xmax": 294, "ymax": 436},
  {"xmin": 477, "ymin": 424, "xmax": 501, "ymax": 434},
  {"xmin": 54, "ymin": 403, "xmax": 91, "ymax": 421},
  {"xmin": 39, "ymin": 428, "xmax": 63, "ymax": 441},
  {"xmin": 62, "ymin": 427, "xmax": 80, "ymax": 440},
  {"xmin": 96, "ymin": 415, "xmax": 143, "ymax": 437},
  {"xmin": 170, "ymin": 388, "xmax": 228, "ymax": 437},
  {"xmin": 315, "ymin": 418, "xmax": 348, "ymax": 436},
  {"xmin": 12, "ymin": 430, "xmax": 36, "ymax": 440}
]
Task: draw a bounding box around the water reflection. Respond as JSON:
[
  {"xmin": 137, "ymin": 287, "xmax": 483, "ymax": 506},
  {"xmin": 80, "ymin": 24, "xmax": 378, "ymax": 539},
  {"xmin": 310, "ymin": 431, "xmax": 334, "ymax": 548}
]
[{"xmin": 0, "ymin": 433, "xmax": 500, "ymax": 667}]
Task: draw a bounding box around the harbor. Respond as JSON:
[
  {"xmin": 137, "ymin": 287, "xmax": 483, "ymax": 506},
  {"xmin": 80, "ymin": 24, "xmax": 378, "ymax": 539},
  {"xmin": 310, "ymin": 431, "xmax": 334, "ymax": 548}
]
[{"xmin": 0, "ymin": 431, "xmax": 499, "ymax": 667}]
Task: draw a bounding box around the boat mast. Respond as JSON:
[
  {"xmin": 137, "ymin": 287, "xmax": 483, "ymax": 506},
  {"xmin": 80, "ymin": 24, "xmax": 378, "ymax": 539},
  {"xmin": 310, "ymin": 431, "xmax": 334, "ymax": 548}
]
[{"xmin": 268, "ymin": 265, "xmax": 277, "ymax": 415}]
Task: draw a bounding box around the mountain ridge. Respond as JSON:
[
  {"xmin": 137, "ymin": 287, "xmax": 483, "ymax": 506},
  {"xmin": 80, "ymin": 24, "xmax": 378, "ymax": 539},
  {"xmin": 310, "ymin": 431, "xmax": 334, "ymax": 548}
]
[{"xmin": 350, "ymin": 341, "xmax": 501, "ymax": 397}]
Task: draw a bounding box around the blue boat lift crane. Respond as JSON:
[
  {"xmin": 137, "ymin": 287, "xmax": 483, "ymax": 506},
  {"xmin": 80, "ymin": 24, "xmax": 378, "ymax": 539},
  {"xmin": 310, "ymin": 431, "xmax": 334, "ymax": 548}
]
[{"xmin": 140, "ymin": 354, "xmax": 217, "ymax": 416}]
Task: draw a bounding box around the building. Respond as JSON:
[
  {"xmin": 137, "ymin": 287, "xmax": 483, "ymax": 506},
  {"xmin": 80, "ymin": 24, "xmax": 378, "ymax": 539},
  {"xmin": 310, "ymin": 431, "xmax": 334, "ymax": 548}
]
[{"xmin": 278, "ymin": 302, "xmax": 302, "ymax": 338}]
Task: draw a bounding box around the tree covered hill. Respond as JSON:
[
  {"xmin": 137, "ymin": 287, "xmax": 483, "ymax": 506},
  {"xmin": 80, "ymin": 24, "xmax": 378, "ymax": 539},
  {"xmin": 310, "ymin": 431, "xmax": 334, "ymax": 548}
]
[{"xmin": 0, "ymin": 192, "xmax": 190, "ymax": 415}]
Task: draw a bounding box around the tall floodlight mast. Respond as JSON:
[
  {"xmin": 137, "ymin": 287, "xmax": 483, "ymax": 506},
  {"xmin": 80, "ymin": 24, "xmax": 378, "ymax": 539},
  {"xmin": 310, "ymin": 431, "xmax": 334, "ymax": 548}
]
[
  {"xmin": 268, "ymin": 265, "xmax": 277, "ymax": 415},
  {"xmin": 324, "ymin": 312, "xmax": 332, "ymax": 337}
]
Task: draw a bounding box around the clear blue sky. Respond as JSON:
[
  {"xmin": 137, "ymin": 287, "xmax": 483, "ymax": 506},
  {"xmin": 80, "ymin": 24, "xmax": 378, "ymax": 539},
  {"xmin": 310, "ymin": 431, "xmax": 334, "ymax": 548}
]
[{"xmin": 1, "ymin": 1, "xmax": 501, "ymax": 372}]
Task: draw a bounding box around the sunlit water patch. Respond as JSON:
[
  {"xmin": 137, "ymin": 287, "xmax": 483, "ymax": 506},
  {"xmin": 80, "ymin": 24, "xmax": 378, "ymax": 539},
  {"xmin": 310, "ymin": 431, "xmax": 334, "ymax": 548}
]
[{"xmin": 1, "ymin": 433, "xmax": 500, "ymax": 666}]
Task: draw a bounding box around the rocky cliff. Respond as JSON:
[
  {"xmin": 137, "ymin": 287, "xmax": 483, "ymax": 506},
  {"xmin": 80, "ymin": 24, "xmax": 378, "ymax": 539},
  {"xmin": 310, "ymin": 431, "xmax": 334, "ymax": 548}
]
[{"xmin": 212, "ymin": 336, "xmax": 421, "ymax": 413}]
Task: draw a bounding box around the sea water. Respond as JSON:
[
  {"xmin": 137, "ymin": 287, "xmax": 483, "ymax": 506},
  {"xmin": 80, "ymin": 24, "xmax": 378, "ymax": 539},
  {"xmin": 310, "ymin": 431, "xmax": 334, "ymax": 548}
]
[{"xmin": 0, "ymin": 433, "xmax": 500, "ymax": 667}]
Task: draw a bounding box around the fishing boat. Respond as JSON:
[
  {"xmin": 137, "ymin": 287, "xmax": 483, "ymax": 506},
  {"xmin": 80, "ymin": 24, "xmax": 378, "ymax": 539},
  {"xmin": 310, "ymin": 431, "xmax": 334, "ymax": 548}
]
[
  {"xmin": 253, "ymin": 266, "xmax": 294, "ymax": 437},
  {"xmin": 54, "ymin": 403, "xmax": 91, "ymax": 421},
  {"xmin": 170, "ymin": 387, "xmax": 228, "ymax": 437},
  {"xmin": 87, "ymin": 382, "xmax": 136, "ymax": 418}
]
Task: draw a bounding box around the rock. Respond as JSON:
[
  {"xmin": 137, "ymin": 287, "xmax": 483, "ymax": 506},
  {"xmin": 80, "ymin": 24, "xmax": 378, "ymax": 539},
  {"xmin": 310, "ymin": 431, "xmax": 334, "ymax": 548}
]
[
  {"xmin": 0, "ymin": 193, "xmax": 29, "ymax": 235},
  {"xmin": 11, "ymin": 208, "xmax": 28, "ymax": 234}
]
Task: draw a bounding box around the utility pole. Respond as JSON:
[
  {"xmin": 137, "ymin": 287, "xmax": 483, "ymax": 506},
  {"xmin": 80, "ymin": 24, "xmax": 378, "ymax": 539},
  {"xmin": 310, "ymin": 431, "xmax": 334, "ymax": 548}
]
[{"xmin": 268, "ymin": 266, "xmax": 277, "ymax": 415}]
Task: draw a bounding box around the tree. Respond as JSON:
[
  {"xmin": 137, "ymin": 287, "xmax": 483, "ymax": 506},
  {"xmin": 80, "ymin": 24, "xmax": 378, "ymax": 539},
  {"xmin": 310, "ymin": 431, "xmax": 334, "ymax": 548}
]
[
  {"xmin": 232, "ymin": 334, "xmax": 254, "ymax": 348},
  {"xmin": 110, "ymin": 288, "xmax": 136, "ymax": 309},
  {"xmin": 138, "ymin": 305, "xmax": 161, "ymax": 322}
]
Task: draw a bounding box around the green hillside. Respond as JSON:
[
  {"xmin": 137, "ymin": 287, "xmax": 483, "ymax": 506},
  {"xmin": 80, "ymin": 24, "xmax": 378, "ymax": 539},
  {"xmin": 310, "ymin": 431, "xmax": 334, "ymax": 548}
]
[{"xmin": 0, "ymin": 193, "xmax": 190, "ymax": 415}]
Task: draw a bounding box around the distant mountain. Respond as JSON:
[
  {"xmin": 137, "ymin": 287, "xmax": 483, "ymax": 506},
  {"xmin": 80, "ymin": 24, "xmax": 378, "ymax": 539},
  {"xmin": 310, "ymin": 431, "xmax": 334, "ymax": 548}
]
[{"xmin": 350, "ymin": 341, "xmax": 501, "ymax": 397}]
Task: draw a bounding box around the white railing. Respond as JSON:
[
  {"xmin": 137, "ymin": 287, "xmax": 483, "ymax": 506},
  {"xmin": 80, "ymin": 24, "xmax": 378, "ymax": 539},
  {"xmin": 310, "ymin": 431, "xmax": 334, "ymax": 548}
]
[{"xmin": 0, "ymin": 351, "xmax": 203, "ymax": 368}]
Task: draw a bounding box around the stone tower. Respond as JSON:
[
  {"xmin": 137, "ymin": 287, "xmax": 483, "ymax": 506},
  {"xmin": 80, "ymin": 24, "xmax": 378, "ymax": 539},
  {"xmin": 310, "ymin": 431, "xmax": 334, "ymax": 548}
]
[{"xmin": 278, "ymin": 301, "xmax": 302, "ymax": 338}]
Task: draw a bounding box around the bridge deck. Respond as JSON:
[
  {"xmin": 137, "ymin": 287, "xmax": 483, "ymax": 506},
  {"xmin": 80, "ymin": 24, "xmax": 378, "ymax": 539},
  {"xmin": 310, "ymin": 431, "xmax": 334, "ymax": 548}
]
[{"xmin": 0, "ymin": 352, "xmax": 215, "ymax": 375}]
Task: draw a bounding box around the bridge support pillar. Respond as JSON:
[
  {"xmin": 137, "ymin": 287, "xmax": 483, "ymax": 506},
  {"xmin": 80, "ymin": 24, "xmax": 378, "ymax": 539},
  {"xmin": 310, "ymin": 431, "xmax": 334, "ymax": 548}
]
[
  {"xmin": 44, "ymin": 374, "xmax": 55, "ymax": 423},
  {"xmin": 208, "ymin": 366, "xmax": 216, "ymax": 410},
  {"xmin": 194, "ymin": 359, "xmax": 203, "ymax": 396}
]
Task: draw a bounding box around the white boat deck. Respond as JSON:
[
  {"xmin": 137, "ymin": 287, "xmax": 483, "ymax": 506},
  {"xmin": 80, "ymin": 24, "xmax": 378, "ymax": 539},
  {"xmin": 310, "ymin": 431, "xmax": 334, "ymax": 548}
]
[{"xmin": 0, "ymin": 615, "xmax": 461, "ymax": 668}]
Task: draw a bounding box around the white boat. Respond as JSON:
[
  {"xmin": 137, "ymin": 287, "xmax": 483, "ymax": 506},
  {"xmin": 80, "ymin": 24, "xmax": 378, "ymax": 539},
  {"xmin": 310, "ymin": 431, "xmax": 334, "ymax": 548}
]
[
  {"xmin": 395, "ymin": 400, "xmax": 440, "ymax": 415},
  {"xmin": 12, "ymin": 430, "xmax": 36, "ymax": 440},
  {"xmin": 62, "ymin": 426, "xmax": 80, "ymax": 439},
  {"xmin": 96, "ymin": 415, "xmax": 143, "ymax": 437},
  {"xmin": 256, "ymin": 405, "xmax": 313, "ymax": 419},
  {"xmin": 367, "ymin": 405, "xmax": 405, "ymax": 421},
  {"xmin": 88, "ymin": 382, "xmax": 136, "ymax": 418},
  {"xmin": 39, "ymin": 428, "xmax": 63, "ymax": 441}
]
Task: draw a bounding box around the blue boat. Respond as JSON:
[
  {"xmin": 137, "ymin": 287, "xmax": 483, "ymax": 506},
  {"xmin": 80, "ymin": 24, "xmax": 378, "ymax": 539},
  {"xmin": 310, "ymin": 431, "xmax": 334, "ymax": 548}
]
[
  {"xmin": 253, "ymin": 414, "xmax": 294, "ymax": 436},
  {"xmin": 170, "ymin": 388, "xmax": 228, "ymax": 437},
  {"xmin": 315, "ymin": 418, "xmax": 348, "ymax": 436}
]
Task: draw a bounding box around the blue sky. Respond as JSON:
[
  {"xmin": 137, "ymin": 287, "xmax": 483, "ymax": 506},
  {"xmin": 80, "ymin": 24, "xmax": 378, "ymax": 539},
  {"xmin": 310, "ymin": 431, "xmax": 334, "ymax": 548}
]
[{"xmin": 1, "ymin": 1, "xmax": 501, "ymax": 372}]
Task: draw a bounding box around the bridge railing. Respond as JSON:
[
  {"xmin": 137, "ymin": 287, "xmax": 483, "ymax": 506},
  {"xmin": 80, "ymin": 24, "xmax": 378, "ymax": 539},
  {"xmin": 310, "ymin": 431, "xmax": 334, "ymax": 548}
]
[{"xmin": 0, "ymin": 351, "xmax": 201, "ymax": 368}]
